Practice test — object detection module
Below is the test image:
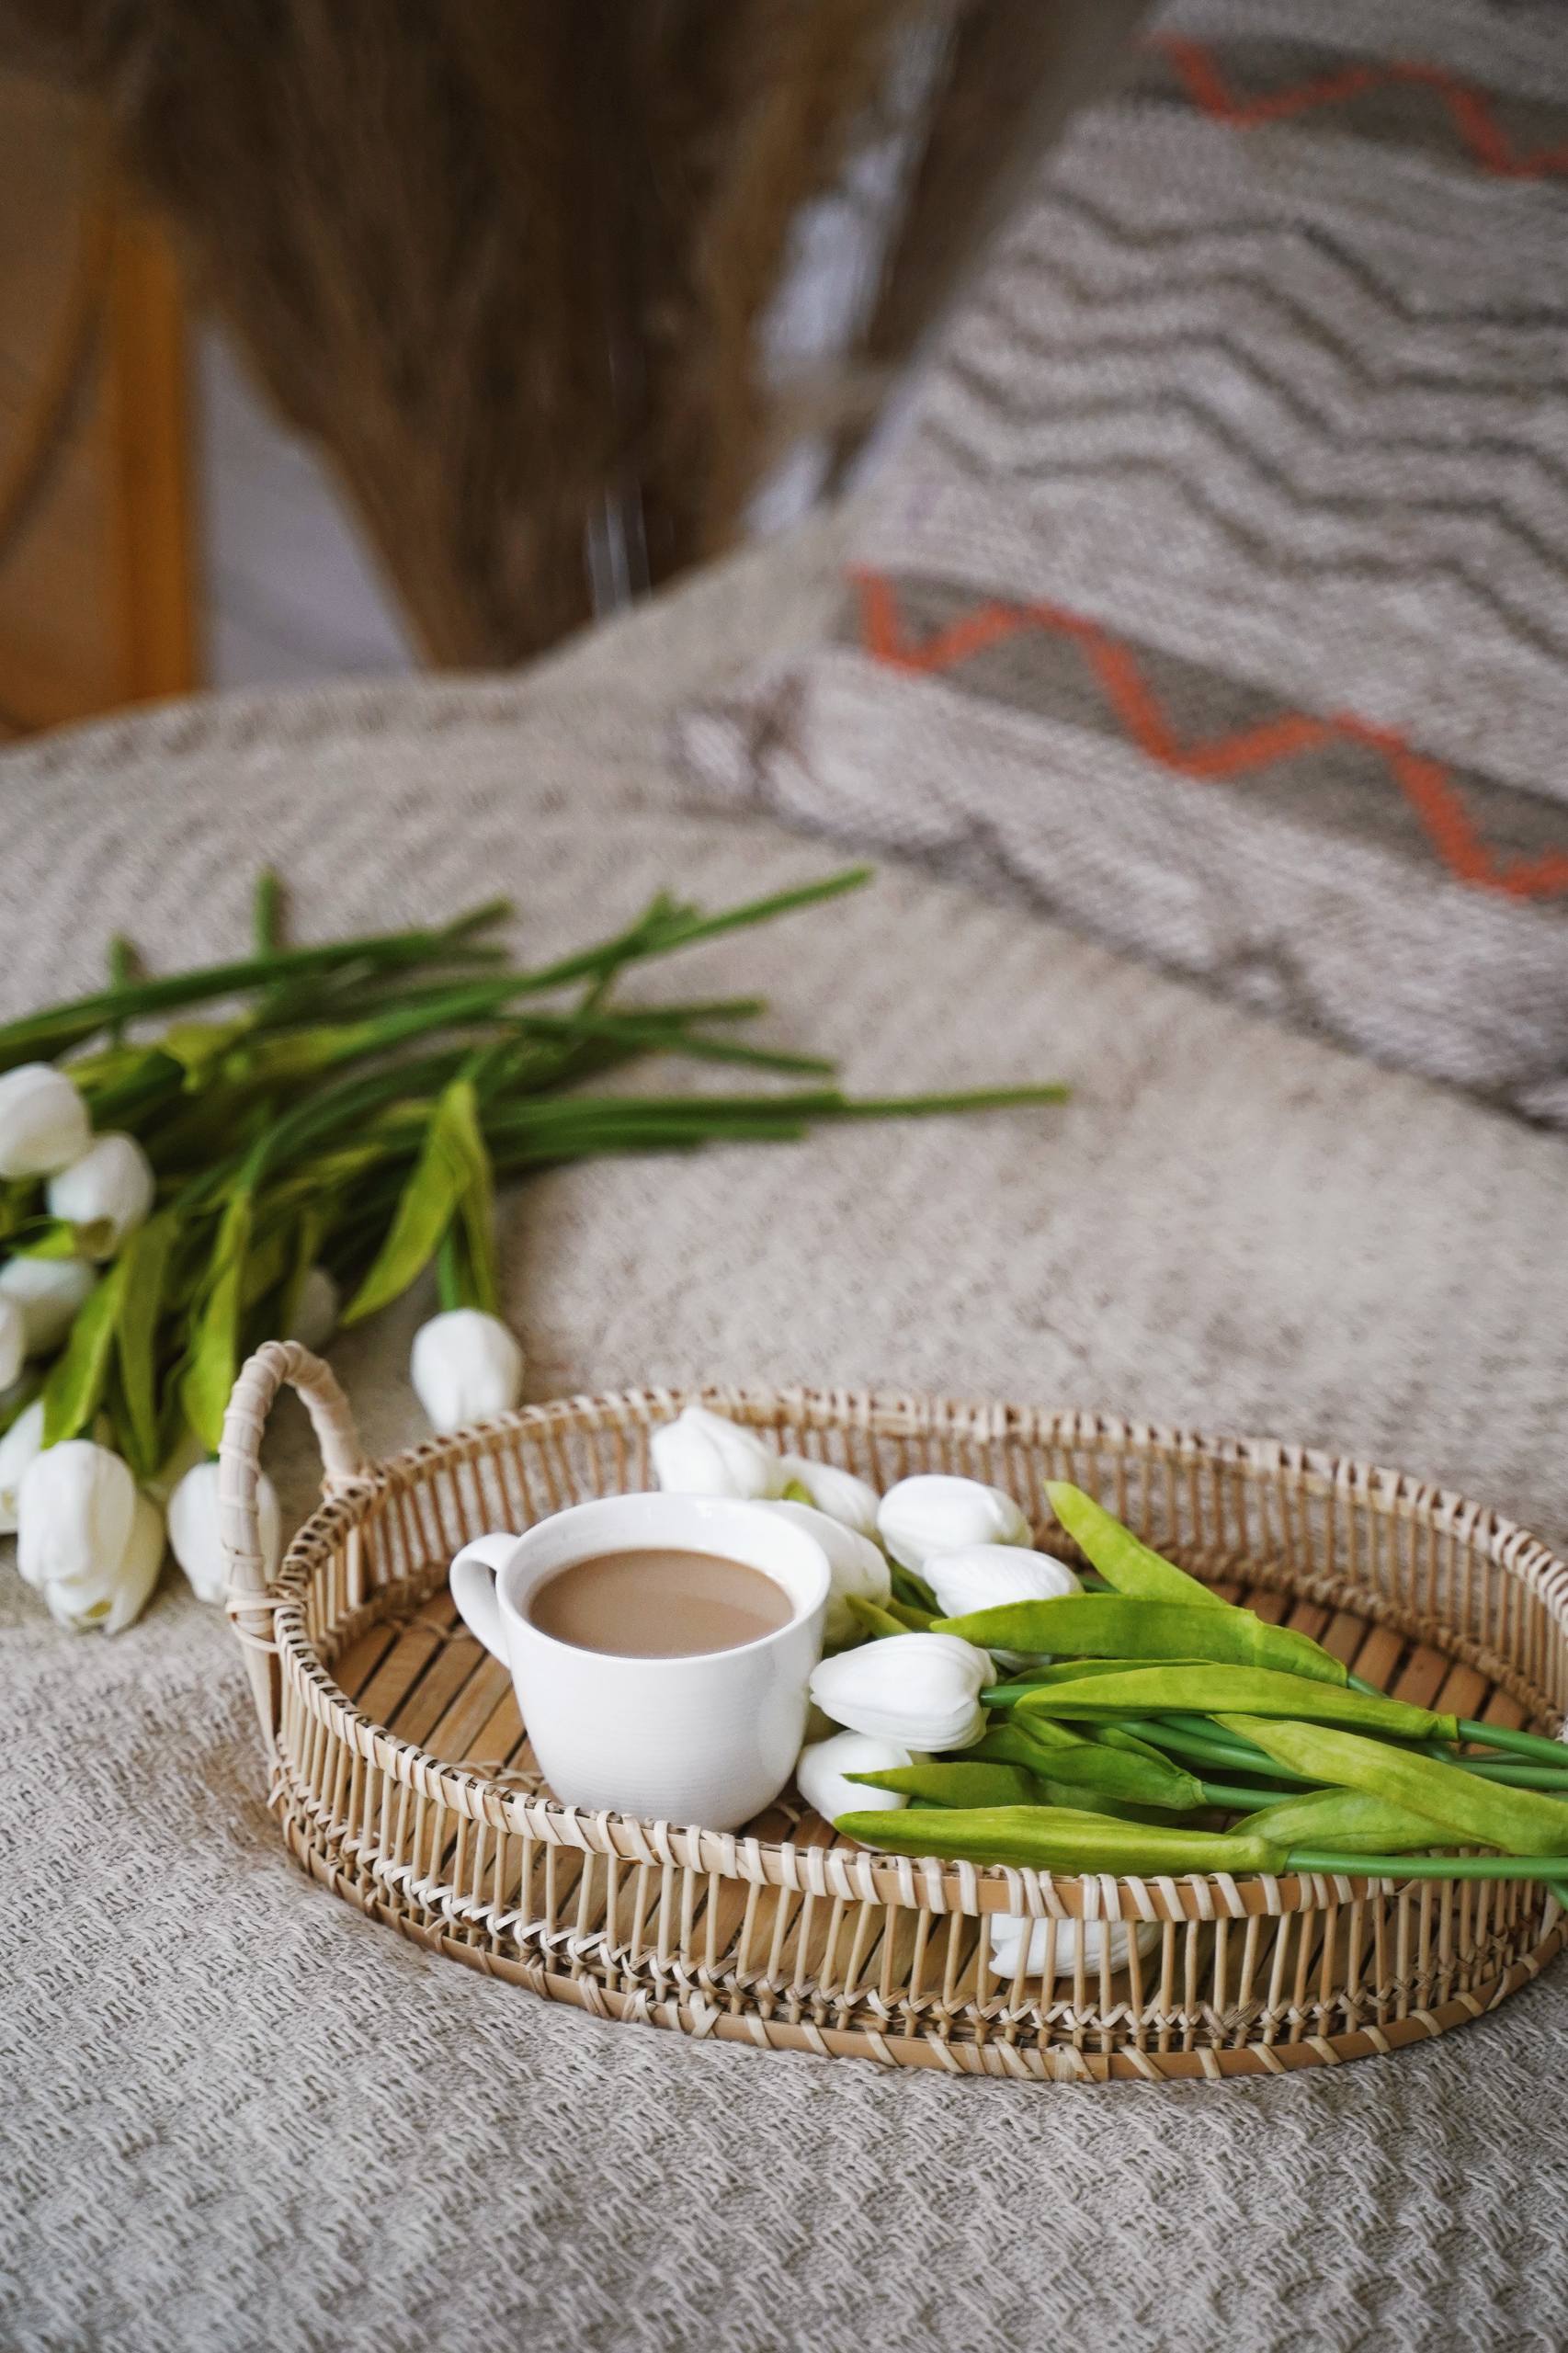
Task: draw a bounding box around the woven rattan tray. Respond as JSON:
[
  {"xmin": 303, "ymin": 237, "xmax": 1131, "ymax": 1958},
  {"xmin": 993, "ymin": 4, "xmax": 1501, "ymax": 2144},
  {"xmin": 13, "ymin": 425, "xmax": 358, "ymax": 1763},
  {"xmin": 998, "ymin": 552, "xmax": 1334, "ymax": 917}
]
[{"xmin": 218, "ymin": 1345, "xmax": 1568, "ymax": 2084}]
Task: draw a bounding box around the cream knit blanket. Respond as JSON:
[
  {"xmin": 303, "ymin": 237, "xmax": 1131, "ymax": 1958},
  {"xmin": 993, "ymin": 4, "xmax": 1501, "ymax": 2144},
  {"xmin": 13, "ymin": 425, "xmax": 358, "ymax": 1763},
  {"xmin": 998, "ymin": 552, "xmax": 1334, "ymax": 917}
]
[{"xmin": 3, "ymin": 513, "xmax": 1565, "ymax": 2351}]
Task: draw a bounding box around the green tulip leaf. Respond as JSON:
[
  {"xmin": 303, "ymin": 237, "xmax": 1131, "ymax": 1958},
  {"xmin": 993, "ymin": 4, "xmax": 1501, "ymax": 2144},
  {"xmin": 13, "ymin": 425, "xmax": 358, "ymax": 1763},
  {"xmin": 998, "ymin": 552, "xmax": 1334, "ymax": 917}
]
[
  {"xmin": 446, "ymin": 1080, "xmax": 498, "ymax": 1316},
  {"xmin": 180, "ymin": 1183, "xmax": 256, "ymax": 1452},
  {"xmin": 849, "ymin": 1759, "xmax": 1042, "ymax": 1809},
  {"xmin": 114, "ymin": 1210, "xmax": 179, "ymax": 1478},
  {"xmin": 1044, "ymin": 1483, "xmax": 1229, "ymax": 1610},
  {"xmin": 938, "ymin": 1593, "xmax": 1346, "ymax": 1685},
  {"xmin": 42, "ymin": 1260, "xmax": 128, "ymax": 1446},
  {"xmin": 832, "ymin": 1804, "xmax": 1286, "ymax": 1876},
  {"xmin": 275, "ymin": 1207, "xmax": 326, "ymax": 1346},
  {"xmin": 343, "ymin": 1076, "xmax": 492, "ymax": 1324}
]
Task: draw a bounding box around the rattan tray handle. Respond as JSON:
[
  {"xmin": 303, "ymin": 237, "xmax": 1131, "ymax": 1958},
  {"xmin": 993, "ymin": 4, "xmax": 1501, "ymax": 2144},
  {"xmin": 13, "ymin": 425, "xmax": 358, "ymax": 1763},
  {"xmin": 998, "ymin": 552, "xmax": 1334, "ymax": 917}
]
[{"xmin": 219, "ymin": 1341, "xmax": 369, "ymax": 1755}]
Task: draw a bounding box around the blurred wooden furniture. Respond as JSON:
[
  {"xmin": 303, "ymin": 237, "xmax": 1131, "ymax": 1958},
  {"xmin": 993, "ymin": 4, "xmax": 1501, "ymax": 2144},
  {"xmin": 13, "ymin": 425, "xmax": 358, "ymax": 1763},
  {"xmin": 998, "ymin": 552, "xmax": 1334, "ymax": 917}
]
[{"xmin": 0, "ymin": 69, "xmax": 198, "ymax": 735}]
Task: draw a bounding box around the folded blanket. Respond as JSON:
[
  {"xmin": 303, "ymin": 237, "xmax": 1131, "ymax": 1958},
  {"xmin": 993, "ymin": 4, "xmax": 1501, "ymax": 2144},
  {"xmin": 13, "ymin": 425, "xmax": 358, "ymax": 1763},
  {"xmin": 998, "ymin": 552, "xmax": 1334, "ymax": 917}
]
[{"xmin": 681, "ymin": 0, "xmax": 1568, "ymax": 1129}]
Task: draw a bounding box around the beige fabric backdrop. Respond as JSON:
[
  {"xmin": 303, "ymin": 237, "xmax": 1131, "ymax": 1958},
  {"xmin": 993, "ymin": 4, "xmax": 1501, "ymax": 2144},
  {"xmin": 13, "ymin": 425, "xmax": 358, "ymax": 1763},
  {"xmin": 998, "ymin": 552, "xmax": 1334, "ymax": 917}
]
[{"xmin": 4, "ymin": 511, "xmax": 1568, "ymax": 2350}]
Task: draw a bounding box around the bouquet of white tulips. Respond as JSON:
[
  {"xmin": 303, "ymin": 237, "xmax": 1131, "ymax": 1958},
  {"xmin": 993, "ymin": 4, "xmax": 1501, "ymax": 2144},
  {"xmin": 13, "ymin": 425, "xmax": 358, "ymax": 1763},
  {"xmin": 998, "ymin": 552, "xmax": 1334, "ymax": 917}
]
[
  {"xmin": 1, "ymin": 874, "xmax": 1064, "ymax": 1635},
  {"xmin": 656, "ymin": 1409, "xmax": 1568, "ymax": 1972}
]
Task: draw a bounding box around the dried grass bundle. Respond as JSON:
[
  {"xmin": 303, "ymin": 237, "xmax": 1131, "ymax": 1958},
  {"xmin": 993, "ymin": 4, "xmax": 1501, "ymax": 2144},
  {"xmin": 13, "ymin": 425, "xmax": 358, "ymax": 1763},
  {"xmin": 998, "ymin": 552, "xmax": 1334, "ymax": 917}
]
[{"xmin": 0, "ymin": 0, "xmax": 1124, "ymax": 666}]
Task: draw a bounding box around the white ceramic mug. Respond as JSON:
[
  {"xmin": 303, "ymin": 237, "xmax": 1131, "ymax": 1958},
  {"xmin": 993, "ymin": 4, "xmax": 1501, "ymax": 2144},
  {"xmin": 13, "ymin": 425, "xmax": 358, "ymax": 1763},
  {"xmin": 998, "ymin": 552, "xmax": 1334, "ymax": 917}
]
[{"xmin": 449, "ymin": 1492, "xmax": 830, "ymax": 1831}]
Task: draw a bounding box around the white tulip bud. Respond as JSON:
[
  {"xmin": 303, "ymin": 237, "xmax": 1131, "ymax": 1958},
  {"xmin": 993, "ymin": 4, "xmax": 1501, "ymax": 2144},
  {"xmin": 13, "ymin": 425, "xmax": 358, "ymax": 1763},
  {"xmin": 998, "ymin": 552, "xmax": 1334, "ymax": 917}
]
[
  {"xmin": 650, "ymin": 1404, "xmax": 787, "ymax": 1501},
  {"xmin": 168, "ymin": 1457, "xmax": 282, "ymax": 1605},
  {"xmin": 43, "ymin": 1488, "xmax": 165, "ymax": 1635},
  {"xmin": 0, "ymin": 1063, "xmax": 91, "ymax": 1180},
  {"xmin": 0, "ymin": 1396, "xmax": 45, "ymax": 1533},
  {"xmin": 46, "ymin": 1131, "xmax": 155, "ymax": 1258},
  {"xmin": 0, "ymin": 1252, "xmax": 96, "ymax": 1354},
  {"xmin": 796, "ymin": 1729, "xmax": 913, "ymax": 1822},
  {"xmin": 17, "ymin": 1438, "xmax": 136, "ymax": 1591},
  {"xmin": 778, "ymin": 1453, "xmax": 880, "ymax": 1540},
  {"xmin": 925, "ymin": 1544, "xmax": 1081, "ymax": 1620},
  {"xmin": 285, "ymin": 1265, "xmax": 340, "ymax": 1353},
  {"xmin": 767, "ymin": 1498, "xmax": 890, "ymax": 1647},
  {"xmin": 0, "ymin": 1298, "xmax": 22, "ymax": 1391},
  {"xmin": 410, "ymin": 1308, "xmax": 525, "ymax": 1434},
  {"xmin": 989, "ymin": 1914, "xmax": 1161, "ymax": 1982},
  {"xmin": 810, "ymin": 1631, "xmax": 992, "ymax": 1750},
  {"xmin": 877, "ymin": 1474, "xmax": 1030, "ymax": 1573},
  {"xmin": 925, "ymin": 1544, "xmax": 1084, "ymax": 1664}
]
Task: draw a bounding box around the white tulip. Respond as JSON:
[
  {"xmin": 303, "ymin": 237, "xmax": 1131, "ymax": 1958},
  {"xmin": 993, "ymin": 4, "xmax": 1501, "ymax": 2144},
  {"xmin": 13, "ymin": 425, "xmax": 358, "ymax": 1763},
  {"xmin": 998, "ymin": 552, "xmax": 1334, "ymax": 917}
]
[
  {"xmin": 168, "ymin": 1457, "xmax": 282, "ymax": 1605},
  {"xmin": 796, "ymin": 1729, "xmax": 913, "ymax": 1822},
  {"xmin": 650, "ymin": 1404, "xmax": 787, "ymax": 1501},
  {"xmin": 0, "ymin": 1253, "xmax": 96, "ymax": 1354},
  {"xmin": 285, "ymin": 1265, "xmax": 340, "ymax": 1353},
  {"xmin": 17, "ymin": 1438, "xmax": 136, "ymax": 1591},
  {"xmin": 411, "ymin": 1308, "xmax": 525, "ymax": 1433},
  {"xmin": 43, "ymin": 1489, "xmax": 165, "ymax": 1636},
  {"xmin": 925, "ymin": 1544, "xmax": 1084, "ymax": 1663},
  {"xmin": 0, "ymin": 1063, "xmax": 90, "ymax": 1180},
  {"xmin": 877, "ymin": 1474, "xmax": 1030, "ymax": 1574},
  {"xmin": 767, "ymin": 1497, "xmax": 890, "ymax": 1646},
  {"xmin": 0, "ymin": 1396, "xmax": 45, "ymax": 1533},
  {"xmin": 989, "ymin": 1914, "xmax": 1161, "ymax": 1982},
  {"xmin": 0, "ymin": 1297, "xmax": 22, "ymax": 1391},
  {"xmin": 810, "ymin": 1631, "xmax": 992, "ymax": 1750},
  {"xmin": 46, "ymin": 1131, "xmax": 155, "ymax": 1257},
  {"xmin": 778, "ymin": 1453, "xmax": 880, "ymax": 1540},
  {"xmin": 925, "ymin": 1545, "xmax": 1081, "ymax": 1621}
]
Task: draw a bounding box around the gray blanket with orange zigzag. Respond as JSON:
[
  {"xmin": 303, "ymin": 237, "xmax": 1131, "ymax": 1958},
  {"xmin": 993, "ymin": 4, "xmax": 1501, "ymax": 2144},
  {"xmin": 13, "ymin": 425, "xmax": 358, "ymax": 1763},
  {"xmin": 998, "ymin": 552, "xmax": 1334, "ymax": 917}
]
[{"xmin": 680, "ymin": 0, "xmax": 1568, "ymax": 1129}]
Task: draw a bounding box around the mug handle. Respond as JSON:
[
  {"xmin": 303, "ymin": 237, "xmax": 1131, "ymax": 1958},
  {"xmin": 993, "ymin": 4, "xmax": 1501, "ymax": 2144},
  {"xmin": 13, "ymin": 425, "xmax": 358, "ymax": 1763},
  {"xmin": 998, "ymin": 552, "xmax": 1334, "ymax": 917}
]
[{"xmin": 449, "ymin": 1532, "xmax": 517, "ymax": 1661}]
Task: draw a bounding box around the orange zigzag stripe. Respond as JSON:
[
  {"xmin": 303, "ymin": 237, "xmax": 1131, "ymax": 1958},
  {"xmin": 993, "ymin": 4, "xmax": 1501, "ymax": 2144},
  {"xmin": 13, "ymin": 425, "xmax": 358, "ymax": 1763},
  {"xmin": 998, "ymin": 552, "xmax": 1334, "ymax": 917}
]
[
  {"xmin": 854, "ymin": 569, "xmax": 1568, "ymax": 902},
  {"xmin": 1154, "ymin": 34, "xmax": 1568, "ymax": 180}
]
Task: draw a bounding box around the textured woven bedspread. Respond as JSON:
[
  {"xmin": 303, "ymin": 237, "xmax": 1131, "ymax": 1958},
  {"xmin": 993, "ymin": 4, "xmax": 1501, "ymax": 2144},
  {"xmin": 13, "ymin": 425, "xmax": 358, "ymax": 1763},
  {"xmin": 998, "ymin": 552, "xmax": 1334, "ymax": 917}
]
[{"xmin": 3, "ymin": 515, "xmax": 1567, "ymax": 2351}]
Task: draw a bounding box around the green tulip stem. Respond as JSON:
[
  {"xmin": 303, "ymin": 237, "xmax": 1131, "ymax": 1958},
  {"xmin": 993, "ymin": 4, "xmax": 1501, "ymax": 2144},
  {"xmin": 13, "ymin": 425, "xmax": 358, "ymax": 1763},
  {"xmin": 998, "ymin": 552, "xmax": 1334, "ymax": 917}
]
[
  {"xmin": 1199, "ymin": 1780, "xmax": 1306, "ymax": 1812},
  {"xmin": 1288, "ymin": 1847, "xmax": 1568, "ymax": 1888},
  {"xmin": 1455, "ymin": 1719, "xmax": 1568, "ymax": 1769},
  {"xmin": 253, "ymin": 868, "xmax": 284, "ymax": 955}
]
